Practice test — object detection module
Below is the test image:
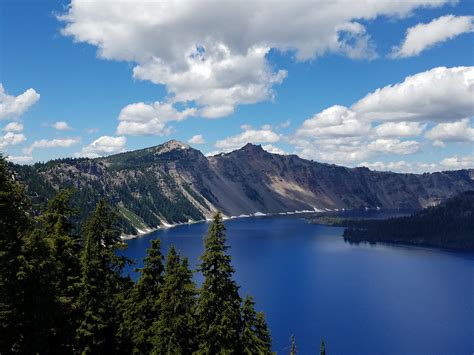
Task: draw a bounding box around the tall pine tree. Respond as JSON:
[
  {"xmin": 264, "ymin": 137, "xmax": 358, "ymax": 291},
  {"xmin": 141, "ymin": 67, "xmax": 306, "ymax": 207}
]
[
  {"xmin": 151, "ymin": 246, "xmax": 197, "ymax": 354},
  {"xmin": 240, "ymin": 296, "xmax": 273, "ymax": 354},
  {"xmin": 0, "ymin": 155, "xmax": 31, "ymax": 353},
  {"xmin": 121, "ymin": 239, "xmax": 164, "ymax": 354},
  {"xmin": 196, "ymin": 211, "xmax": 242, "ymax": 353},
  {"xmin": 76, "ymin": 199, "xmax": 131, "ymax": 354}
]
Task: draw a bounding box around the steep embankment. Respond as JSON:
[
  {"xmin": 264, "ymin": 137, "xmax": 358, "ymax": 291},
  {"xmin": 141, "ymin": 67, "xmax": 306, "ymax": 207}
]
[{"xmin": 11, "ymin": 140, "xmax": 474, "ymax": 234}]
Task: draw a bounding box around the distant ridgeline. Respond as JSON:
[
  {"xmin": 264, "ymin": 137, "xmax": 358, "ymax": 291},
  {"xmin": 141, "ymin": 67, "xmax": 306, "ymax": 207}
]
[
  {"xmin": 11, "ymin": 139, "xmax": 474, "ymax": 235},
  {"xmin": 343, "ymin": 191, "xmax": 474, "ymax": 250}
]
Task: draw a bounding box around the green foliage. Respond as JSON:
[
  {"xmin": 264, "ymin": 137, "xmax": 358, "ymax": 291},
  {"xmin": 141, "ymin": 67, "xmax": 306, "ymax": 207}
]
[
  {"xmin": 343, "ymin": 191, "xmax": 474, "ymax": 249},
  {"xmin": 75, "ymin": 200, "xmax": 131, "ymax": 354},
  {"xmin": 120, "ymin": 239, "xmax": 164, "ymax": 354},
  {"xmin": 196, "ymin": 212, "xmax": 242, "ymax": 353},
  {"xmin": 240, "ymin": 296, "xmax": 273, "ymax": 354},
  {"xmin": 151, "ymin": 246, "xmax": 197, "ymax": 354},
  {"xmin": 0, "ymin": 166, "xmax": 275, "ymax": 354},
  {"xmin": 320, "ymin": 340, "xmax": 326, "ymax": 355}
]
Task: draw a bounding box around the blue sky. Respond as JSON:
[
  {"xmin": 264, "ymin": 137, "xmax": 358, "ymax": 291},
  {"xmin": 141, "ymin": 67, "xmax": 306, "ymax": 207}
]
[{"xmin": 1, "ymin": 0, "xmax": 473, "ymax": 172}]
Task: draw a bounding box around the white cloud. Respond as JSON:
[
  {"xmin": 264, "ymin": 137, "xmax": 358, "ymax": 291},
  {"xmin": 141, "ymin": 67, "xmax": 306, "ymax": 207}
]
[
  {"xmin": 188, "ymin": 134, "xmax": 205, "ymax": 144},
  {"xmin": 76, "ymin": 136, "xmax": 126, "ymax": 159},
  {"xmin": 6, "ymin": 155, "xmax": 33, "ymax": 164},
  {"xmin": 0, "ymin": 132, "xmax": 26, "ymax": 149},
  {"xmin": 0, "ymin": 84, "xmax": 40, "ymax": 120},
  {"xmin": 262, "ymin": 144, "xmax": 286, "ymax": 155},
  {"xmin": 440, "ymin": 155, "xmax": 474, "ymax": 169},
  {"xmin": 374, "ymin": 121, "xmax": 425, "ymax": 137},
  {"xmin": 279, "ymin": 119, "xmax": 291, "ymax": 129},
  {"xmin": 392, "ymin": 15, "xmax": 474, "ymax": 58},
  {"xmin": 432, "ymin": 140, "xmax": 446, "ymax": 148},
  {"xmin": 425, "ymin": 119, "xmax": 474, "ymax": 142},
  {"xmin": 215, "ymin": 126, "xmax": 280, "ymax": 151},
  {"xmin": 353, "ymin": 66, "xmax": 474, "ymax": 123},
  {"xmin": 53, "ymin": 121, "xmax": 72, "ymax": 131},
  {"xmin": 359, "ymin": 160, "xmax": 439, "ymax": 173},
  {"xmin": 59, "ymin": 0, "xmax": 450, "ymax": 121},
  {"xmin": 297, "ymin": 105, "xmax": 371, "ymax": 138},
  {"xmin": 24, "ymin": 137, "xmax": 81, "ymax": 154},
  {"xmin": 292, "ymin": 66, "xmax": 473, "ymax": 165},
  {"xmin": 117, "ymin": 101, "xmax": 196, "ymax": 136},
  {"xmin": 3, "ymin": 122, "xmax": 24, "ymax": 132}
]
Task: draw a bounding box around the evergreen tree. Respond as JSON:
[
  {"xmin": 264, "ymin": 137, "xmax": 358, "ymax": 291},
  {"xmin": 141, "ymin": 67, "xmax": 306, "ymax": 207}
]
[
  {"xmin": 39, "ymin": 190, "xmax": 82, "ymax": 351},
  {"xmin": 240, "ymin": 296, "xmax": 273, "ymax": 354},
  {"xmin": 151, "ymin": 246, "xmax": 197, "ymax": 354},
  {"xmin": 0, "ymin": 155, "xmax": 33, "ymax": 352},
  {"xmin": 196, "ymin": 211, "xmax": 242, "ymax": 353},
  {"xmin": 320, "ymin": 339, "xmax": 326, "ymax": 355},
  {"xmin": 121, "ymin": 239, "xmax": 164, "ymax": 354},
  {"xmin": 76, "ymin": 199, "xmax": 130, "ymax": 354}
]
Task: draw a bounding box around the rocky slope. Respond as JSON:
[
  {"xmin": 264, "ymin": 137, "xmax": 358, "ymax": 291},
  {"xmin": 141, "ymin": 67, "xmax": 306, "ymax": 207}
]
[{"xmin": 11, "ymin": 140, "xmax": 474, "ymax": 234}]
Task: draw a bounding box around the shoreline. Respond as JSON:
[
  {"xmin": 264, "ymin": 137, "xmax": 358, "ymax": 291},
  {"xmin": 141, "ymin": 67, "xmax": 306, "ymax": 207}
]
[{"xmin": 120, "ymin": 207, "xmax": 340, "ymax": 240}]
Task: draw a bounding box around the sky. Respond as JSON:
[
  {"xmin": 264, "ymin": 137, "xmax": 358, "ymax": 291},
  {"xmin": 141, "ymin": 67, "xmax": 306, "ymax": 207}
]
[{"xmin": 0, "ymin": 0, "xmax": 473, "ymax": 173}]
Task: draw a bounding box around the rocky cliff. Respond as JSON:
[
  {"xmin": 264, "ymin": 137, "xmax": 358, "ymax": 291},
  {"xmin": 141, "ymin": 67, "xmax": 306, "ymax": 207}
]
[{"xmin": 12, "ymin": 140, "xmax": 474, "ymax": 234}]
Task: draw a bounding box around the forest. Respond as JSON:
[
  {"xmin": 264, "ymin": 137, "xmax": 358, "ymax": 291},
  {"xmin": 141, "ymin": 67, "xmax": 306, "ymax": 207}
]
[
  {"xmin": 1, "ymin": 155, "xmax": 327, "ymax": 354},
  {"xmin": 343, "ymin": 191, "xmax": 474, "ymax": 249}
]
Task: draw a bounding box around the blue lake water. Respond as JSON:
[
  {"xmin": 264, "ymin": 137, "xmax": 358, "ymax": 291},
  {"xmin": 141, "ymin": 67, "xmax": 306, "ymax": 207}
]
[{"xmin": 123, "ymin": 215, "xmax": 474, "ymax": 354}]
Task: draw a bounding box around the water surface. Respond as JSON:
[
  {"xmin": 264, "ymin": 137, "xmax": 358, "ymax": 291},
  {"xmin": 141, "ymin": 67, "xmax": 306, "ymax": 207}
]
[{"xmin": 124, "ymin": 215, "xmax": 474, "ymax": 354}]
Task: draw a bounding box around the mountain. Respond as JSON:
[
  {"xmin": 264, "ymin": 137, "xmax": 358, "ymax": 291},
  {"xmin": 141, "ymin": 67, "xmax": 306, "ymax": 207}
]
[
  {"xmin": 342, "ymin": 191, "xmax": 474, "ymax": 250},
  {"xmin": 11, "ymin": 140, "xmax": 474, "ymax": 235}
]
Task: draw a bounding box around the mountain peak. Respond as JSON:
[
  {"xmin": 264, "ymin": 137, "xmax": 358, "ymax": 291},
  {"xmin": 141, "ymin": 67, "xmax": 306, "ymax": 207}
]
[
  {"xmin": 156, "ymin": 139, "xmax": 191, "ymax": 153},
  {"xmin": 239, "ymin": 143, "xmax": 265, "ymax": 153}
]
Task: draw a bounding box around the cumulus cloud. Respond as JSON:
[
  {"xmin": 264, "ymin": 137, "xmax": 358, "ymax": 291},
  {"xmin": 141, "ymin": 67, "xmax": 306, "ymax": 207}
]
[
  {"xmin": 0, "ymin": 84, "xmax": 40, "ymax": 120},
  {"xmin": 353, "ymin": 66, "xmax": 474, "ymax": 123},
  {"xmin": 24, "ymin": 137, "xmax": 81, "ymax": 154},
  {"xmin": 59, "ymin": 0, "xmax": 450, "ymax": 127},
  {"xmin": 117, "ymin": 101, "xmax": 196, "ymax": 136},
  {"xmin": 188, "ymin": 134, "xmax": 206, "ymax": 144},
  {"xmin": 425, "ymin": 119, "xmax": 474, "ymax": 143},
  {"xmin": 392, "ymin": 15, "xmax": 474, "ymax": 58},
  {"xmin": 374, "ymin": 121, "xmax": 425, "ymax": 137},
  {"xmin": 53, "ymin": 121, "xmax": 72, "ymax": 131},
  {"xmin": 262, "ymin": 144, "xmax": 286, "ymax": 155},
  {"xmin": 215, "ymin": 126, "xmax": 280, "ymax": 151},
  {"xmin": 440, "ymin": 155, "xmax": 474, "ymax": 169},
  {"xmin": 76, "ymin": 136, "xmax": 127, "ymax": 159},
  {"xmin": 0, "ymin": 132, "xmax": 26, "ymax": 150},
  {"xmin": 3, "ymin": 122, "xmax": 24, "ymax": 132},
  {"xmin": 292, "ymin": 66, "xmax": 474, "ymax": 165},
  {"xmin": 6, "ymin": 155, "xmax": 33, "ymax": 164}
]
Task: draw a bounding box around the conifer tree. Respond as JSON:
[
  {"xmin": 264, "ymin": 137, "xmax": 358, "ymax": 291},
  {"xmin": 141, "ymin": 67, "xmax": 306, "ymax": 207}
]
[
  {"xmin": 121, "ymin": 239, "xmax": 164, "ymax": 354},
  {"xmin": 196, "ymin": 211, "xmax": 242, "ymax": 353},
  {"xmin": 151, "ymin": 246, "xmax": 197, "ymax": 354},
  {"xmin": 290, "ymin": 335, "xmax": 297, "ymax": 355},
  {"xmin": 39, "ymin": 190, "xmax": 82, "ymax": 351},
  {"xmin": 240, "ymin": 295, "xmax": 273, "ymax": 354},
  {"xmin": 76, "ymin": 199, "xmax": 130, "ymax": 354}
]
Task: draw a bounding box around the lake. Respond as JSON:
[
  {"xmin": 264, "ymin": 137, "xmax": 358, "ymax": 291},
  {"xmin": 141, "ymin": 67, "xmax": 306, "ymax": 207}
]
[{"xmin": 123, "ymin": 215, "xmax": 474, "ymax": 354}]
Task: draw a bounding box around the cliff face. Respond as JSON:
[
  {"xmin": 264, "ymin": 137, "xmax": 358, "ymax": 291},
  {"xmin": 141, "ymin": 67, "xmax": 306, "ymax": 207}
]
[{"xmin": 12, "ymin": 140, "xmax": 474, "ymax": 234}]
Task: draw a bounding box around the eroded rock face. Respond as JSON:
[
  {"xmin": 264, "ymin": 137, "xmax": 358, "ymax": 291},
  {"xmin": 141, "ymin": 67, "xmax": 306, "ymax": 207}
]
[{"xmin": 12, "ymin": 140, "xmax": 474, "ymax": 233}]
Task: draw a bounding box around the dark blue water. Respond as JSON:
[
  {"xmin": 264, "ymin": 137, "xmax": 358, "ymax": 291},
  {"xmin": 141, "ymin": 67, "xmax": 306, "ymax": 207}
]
[{"xmin": 123, "ymin": 215, "xmax": 474, "ymax": 354}]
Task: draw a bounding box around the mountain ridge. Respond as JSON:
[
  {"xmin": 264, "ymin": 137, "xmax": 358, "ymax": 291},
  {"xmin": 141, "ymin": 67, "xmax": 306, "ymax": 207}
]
[{"xmin": 10, "ymin": 140, "xmax": 474, "ymax": 234}]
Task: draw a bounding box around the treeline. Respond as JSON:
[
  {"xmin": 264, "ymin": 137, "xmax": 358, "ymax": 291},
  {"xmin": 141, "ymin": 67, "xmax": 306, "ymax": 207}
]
[
  {"xmin": 0, "ymin": 155, "xmax": 273, "ymax": 354},
  {"xmin": 343, "ymin": 190, "xmax": 474, "ymax": 250}
]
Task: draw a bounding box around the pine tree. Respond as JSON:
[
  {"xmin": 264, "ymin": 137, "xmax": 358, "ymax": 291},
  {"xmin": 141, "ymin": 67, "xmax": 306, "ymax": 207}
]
[
  {"xmin": 196, "ymin": 211, "xmax": 242, "ymax": 353},
  {"xmin": 76, "ymin": 199, "xmax": 131, "ymax": 354},
  {"xmin": 240, "ymin": 296, "xmax": 273, "ymax": 354},
  {"xmin": 121, "ymin": 239, "xmax": 164, "ymax": 354},
  {"xmin": 0, "ymin": 155, "xmax": 33, "ymax": 352},
  {"xmin": 151, "ymin": 246, "xmax": 197, "ymax": 354},
  {"xmin": 39, "ymin": 190, "xmax": 82, "ymax": 351}
]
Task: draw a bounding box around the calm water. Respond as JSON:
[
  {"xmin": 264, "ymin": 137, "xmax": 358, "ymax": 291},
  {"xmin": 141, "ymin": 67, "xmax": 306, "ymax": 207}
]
[{"xmin": 123, "ymin": 215, "xmax": 474, "ymax": 354}]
